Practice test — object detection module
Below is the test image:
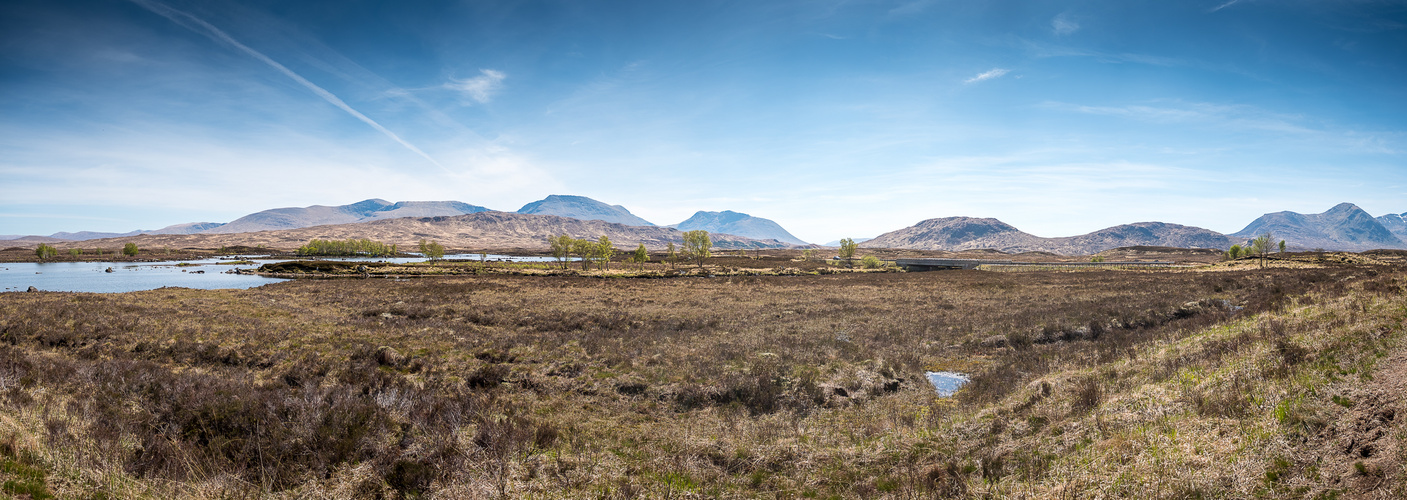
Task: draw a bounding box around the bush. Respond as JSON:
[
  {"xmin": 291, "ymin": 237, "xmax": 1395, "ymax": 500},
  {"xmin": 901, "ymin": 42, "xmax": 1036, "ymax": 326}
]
[
  {"xmin": 418, "ymin": 239, "xmax": 446, "ymax": 261},
  {"xmin": 297, "ymin": 238, "xmax": 396, "ymax": 257},
  {"xmin": 34, "ymin": 244, "xmax": 57, "ymax": 260},
  {"xmin": 861, "ymin": 255, "xmax": 882, "ymax": 269},
  {"xmin": 122, "ymin": 243, "xmax": 139, "ymax": 257}
]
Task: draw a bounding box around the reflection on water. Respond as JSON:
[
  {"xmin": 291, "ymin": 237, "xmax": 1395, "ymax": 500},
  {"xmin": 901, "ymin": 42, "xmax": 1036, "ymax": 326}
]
[
  {"xmin": 924, "ymin": 371, "xmax": 970, "ymax": 397},
  {"xmin": 1, "ymin": 253, "xmax": 568, "ymax": 293}
]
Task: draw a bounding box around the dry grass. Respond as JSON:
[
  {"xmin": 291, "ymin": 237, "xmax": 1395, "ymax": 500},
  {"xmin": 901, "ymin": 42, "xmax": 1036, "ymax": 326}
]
[{"xmin": 0, "ymin": 263, "xmax": 1401, "ymax": 498}]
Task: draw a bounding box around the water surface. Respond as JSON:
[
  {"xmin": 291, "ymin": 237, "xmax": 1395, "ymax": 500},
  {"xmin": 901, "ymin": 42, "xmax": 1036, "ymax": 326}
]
[
  {"xmin": 924, "ymin": 371, "xmax": 970, "ymax": 397},
  {"xmin": 2, "ymin": 253, "xmax": 571, "ymax": 293},
  {"xmin": 1, "ymin": 258, "xmax": 285, "ymax": 293}
]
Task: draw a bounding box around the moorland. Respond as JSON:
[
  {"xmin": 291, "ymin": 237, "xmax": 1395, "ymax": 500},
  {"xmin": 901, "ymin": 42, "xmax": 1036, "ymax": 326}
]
[{"xmin": 0, "ymin": 248, "xmax": 1404, "ymax": 498}]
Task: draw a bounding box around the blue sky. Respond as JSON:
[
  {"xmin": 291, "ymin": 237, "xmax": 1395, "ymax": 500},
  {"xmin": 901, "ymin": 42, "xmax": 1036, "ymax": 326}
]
[{"xmin": 2, "ymin": 0, "xmax": 1404, "ymax": 243}]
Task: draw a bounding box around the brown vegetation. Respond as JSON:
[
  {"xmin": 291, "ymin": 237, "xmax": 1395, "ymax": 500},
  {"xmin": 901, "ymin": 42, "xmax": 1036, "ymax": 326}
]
[{"xmin": 0, "ymin": 261, "xmax": 1402, "ymax": 498}]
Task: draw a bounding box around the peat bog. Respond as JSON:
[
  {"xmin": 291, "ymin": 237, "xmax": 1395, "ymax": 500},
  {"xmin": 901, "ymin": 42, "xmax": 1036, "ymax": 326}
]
[{"xmin": 0, "ymin": 259, "xmax": 1403, "ymax": 498}]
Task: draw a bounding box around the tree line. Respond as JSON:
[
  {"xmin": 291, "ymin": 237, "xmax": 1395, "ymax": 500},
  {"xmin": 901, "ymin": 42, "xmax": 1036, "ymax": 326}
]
[
  {"xmin": 1224, "ymin": 231, "xmax": 1285, "ymax": 268},
  {"xmin": 545, "ymin": 230, "xmax": 714, "ymax": 270},
  {"xmin": 296, "ymin": 238, "xmax": 398, "ymax": 257}
]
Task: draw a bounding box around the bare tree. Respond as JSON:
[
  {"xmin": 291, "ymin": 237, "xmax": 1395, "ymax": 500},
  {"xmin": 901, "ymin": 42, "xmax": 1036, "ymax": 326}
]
[{"xmin": 1249, "ymin": 231, "xmax": 1275, "ymax": 269}]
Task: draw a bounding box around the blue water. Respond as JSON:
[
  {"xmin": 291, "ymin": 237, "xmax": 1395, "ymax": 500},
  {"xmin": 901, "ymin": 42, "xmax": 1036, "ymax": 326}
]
[
  {"xmin": 1, "ymin": 253, "xmax": 570, "ymax": 293},
  {"xmin": 0, "ymin": 258, "xmax": 286, "ymax": 293},
  {"xmin": 924, "ymin": 371, "xmax": 970, "ymax": 397}
]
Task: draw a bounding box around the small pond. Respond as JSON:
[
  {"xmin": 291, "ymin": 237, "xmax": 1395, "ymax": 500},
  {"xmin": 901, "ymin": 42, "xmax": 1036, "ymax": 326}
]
[{"xmin": 924, "ymin": 371, "xmax": 970, "ymax": 397}]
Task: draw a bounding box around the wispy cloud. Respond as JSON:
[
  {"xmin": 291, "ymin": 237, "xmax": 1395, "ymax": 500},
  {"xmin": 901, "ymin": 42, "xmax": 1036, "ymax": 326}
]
[
  {"xmin": 1209, "ymin": 0, "xmax": 1242, "ymax": 13},
  {"xmin": 446, "ymin": 69, "xmax": 506, "ymax": 104},
  {"xmin": 127, "ymin": 0, "xmax": 448, "ymax": 172},
  {"xmin": 1052, "ymin": 14, "xmax": 1079, "ymax": 36},
  {"xmin": 1043, "ymin": 100, "xmax": 1316, "ymax": 134},
  {"xmin": 964, "ymin": 68, "xmax": 1010, "ymax": 84}
]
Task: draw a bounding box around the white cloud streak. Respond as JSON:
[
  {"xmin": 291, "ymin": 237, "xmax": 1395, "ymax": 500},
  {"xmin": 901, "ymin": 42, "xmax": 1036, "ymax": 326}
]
[
  {"xmin": 446, "ymin": 69, "xmax": 506, "ymax": 104},
  {"xmin": 1209, "ymin": 0, "xmax": 1242, "ymax": 13},
  {"xmin": 128, "ymin": 0, "xmax": 449, "ymax": 172},
  {"xmin": 964, "ymin": 68, "xmax": 1010, "ymax": 84}
]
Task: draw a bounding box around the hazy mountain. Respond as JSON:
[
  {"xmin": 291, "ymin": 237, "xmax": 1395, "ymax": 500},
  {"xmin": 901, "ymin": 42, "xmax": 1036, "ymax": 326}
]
[
  {"xmin": 1232, "ymin": 203, "xmax": 1403, "ymax": 251},
  {"xmin": 861, "ymin": 217, "xmax": 1236, "ymax": 255},
  {"xmin": 148, "ymin": 222, "xmax": 226, "ymax": 235},
  {"xmin": 96, "ymin": 212, "xmax": 795, "ymax": 251},
  {"xmin": 672, "ymin": 210, "xmax": 807, "ymax": 245},
  {"xmin": 822, "ymin": 237, "xmax": 873, "ymax": 247},
  {"xmin": 0, "ymin": 235, "xmax": 68, "ymax": 244},
  {"xmin": 1066, "ymin": 222, "xmax": 1236, "ymax": 253},
  {"xmin": 49, "ymin": 230, "xmax": 143, "ymax": 240},
  {"xmin": 517, "ymin": 195, "xmax": 653, "ymax": 226},
  {"xmin": 0, "ymin": 222, "xmax": 222, "ymax": 242},
  {"xmin": 2, "ymin": 222, "xmax": 222, "ymax": 241},
  {"xmin": 202, "ymin": 199, "xmax": 489, "ymax": 234},
  {"xmin": 1377, "ymin": 212, "xmax": 1407, "ymax": 241}
]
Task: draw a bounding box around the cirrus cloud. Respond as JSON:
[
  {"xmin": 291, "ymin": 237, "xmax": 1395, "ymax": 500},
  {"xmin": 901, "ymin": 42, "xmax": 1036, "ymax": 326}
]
[
  {"xmin": 964, "ymin": 68, "xmax": 1010, "ymax": 84},
  {"xmin": 446, "ymin": 69, "xmax": 506, "ymax": 104}
]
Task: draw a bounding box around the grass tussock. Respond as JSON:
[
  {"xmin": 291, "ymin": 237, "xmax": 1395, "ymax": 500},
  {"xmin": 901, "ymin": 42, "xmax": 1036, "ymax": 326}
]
[{"xmin": 0, "ymin": 263, "xmax": 1402, "ymax": 498}]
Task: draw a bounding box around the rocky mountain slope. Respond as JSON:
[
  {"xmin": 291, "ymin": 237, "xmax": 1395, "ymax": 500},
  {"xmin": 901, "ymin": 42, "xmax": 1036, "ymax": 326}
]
[
  {"xmin": 672, "ymin": 210, "xmax": 807, "ymax": 245},
  {"xmin": 95, "ymin": 211, "xmax": 794, "ymax": 251},
  {"xmin": 204, "ymin": 199, "xmax": 489, "ymax": 234},
  {"xmin": 861, "ymin": 217, "xmax": 1235, "ymax": 255},
  {"xmin": 516, "ymin": 195, "xmax": 654, "ymax": 226},
  {"xmin": 1232, "ymin": 202, "xmax": 1403, "ymax": 251},
  {"xmin": 861, "ymin": 217, "xmax": 1034, "ymax": 251},
  {"xmin": 1376, "ymin": 212, "xmax": 1407, "ymax": 241}
]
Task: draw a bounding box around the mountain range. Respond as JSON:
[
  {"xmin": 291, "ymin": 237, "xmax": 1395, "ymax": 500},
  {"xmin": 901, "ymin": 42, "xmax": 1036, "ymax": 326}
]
[
  {"xmin": 5, "ymin": 198, "xmax": 1404, "ymax": 255},
  {"xmin": 860, "ymin": 203, "xmax": 1404, "ymax": 254},
  {"xmin": 204, "ymin": 199, "xmax": 490, "ymax": 234},
  {"xmin": 1231, "ymin": 203, "xmax": 1405, "ymax": 252},
  {"xmin": 860, "ymin": 219, "xmax": 1235, "ymax": 255},
  {"xmin": 3, "ymin": 195, "xmax": 808, "ymax": 247},
  {"xmin": 85, "ymin": 212, "xmax": 795, "ymax": 251}
]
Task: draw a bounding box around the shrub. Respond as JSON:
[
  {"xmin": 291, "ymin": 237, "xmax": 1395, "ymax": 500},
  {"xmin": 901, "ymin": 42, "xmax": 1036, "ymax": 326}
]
[
  {"xmin": 861, "ymin": 255, "xmax": 882, "ymax": 269},
  {"xmin": 122, "ymin": 243, "xmax": 139, "ymax": 257},
  {"xmin": 683, "ymin": 230, "xmax": 711, "ymax": 268},
  {"xmin": 418, "ymin": 239, "xmax": 446, "ymax": 261},
  {"xmin": 296, "ymin": 238, "xmax": 396, "ymax": 257},
  {"xmin": 34, "ymin": 244, "xmax": 57, "ymax": 260}
]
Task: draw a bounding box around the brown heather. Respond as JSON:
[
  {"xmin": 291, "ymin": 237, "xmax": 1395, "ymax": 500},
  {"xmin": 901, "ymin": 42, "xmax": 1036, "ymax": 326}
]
[{"xmin": 0, "ymin": 257, "xmax": 1403, "ymax": 498}]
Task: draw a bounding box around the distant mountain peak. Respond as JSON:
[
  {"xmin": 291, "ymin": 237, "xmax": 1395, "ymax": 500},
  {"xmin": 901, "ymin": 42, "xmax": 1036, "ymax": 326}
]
[
  {"xmin": 516, "ymin": 195, "xmax": 654, "ymax": 226},
  {"xmin": 674, "ymin": 210, "xmax": 807, "ymax": 245},
  {"xmin": 201, "ymin": 199, "xmax": 488, "ymax": 234},
  {"xmin": 1232, "ymin": 203, "xmax": 1401, "ymax": 251},
  {"xmin": 1374, "ymin": 210, "xmax": 1407, "ymax": 242}
]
